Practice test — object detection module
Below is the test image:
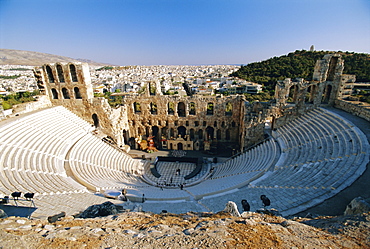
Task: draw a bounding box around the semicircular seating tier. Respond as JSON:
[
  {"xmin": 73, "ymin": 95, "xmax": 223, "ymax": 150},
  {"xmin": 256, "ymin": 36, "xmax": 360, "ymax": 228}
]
[
  {"xmin": 0, "ymin": 106, "xmax": 369, "ymax": 218},
  {"xmin": 0, "ymin": 106, "xmax": 122, "ymax": 218}
]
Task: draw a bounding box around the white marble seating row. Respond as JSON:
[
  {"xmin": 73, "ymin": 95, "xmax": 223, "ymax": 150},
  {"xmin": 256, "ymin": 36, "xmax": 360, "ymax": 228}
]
[
  {"xmin": 0, "ymin": 107, "xmax": 90, "ymax": 197},
  {"xmin": 196, "ymin": 108, "xmax": 369, "ymax": 216}
]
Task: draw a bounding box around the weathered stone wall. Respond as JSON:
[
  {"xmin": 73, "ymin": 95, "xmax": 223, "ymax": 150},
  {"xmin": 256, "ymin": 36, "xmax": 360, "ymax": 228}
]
[
  {"xmin": 32, "ymin": 53, "xmax": 367, "ymax": 153},
  {"xmin": 12, "ymin": 95, "xmax": 52, "ymax": 114},
  {"xmin": 37, "ymin": 62, "xmax": 130, "ymax": 147},
  {"xmin": 335, "ymin": 100, "xmax": 370, "ymax": 122},
  {"xmin": 122, "ymin": 92, "xmax": 244, "ymax": 151}
]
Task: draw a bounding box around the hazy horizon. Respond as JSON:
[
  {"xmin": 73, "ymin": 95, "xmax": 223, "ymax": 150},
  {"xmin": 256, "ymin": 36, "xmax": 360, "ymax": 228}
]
[{"xmin": 1, "ymin": 0, "xmax": 369, "ymax": 66}]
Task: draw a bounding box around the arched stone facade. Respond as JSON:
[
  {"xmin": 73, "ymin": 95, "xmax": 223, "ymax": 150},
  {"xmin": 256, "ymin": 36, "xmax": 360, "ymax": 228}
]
[{"xmin": 34, "ymin": 54, "xmax": 356, "ymax": 153}]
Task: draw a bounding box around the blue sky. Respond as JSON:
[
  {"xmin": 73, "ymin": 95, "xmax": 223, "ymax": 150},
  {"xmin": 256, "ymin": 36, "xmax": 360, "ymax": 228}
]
[{"xmin": 0, "ymin": 0, "xmax": 369, "ymax": 65}]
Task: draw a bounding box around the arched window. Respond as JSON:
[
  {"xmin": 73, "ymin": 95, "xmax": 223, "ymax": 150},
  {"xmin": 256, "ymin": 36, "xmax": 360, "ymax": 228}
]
[
  {"xmin": 225, "ymin": 102, "xmax": 232, "ymax": 116},
  {"xmin": 288, "ymin": 85, "xmax": 297, "ymax": 103},
  {"xmin": 231, "ymin": 121, "xmax": 236, "ymax": 127},
  {"xmin": 221, "ymin": 121, "xmax": 225, "ymax": 127},
  {"xmin": 168, "ymin": 102, "xmax": 175, "ymax": 115},
  {"xmin": 122, "ymin": 129, "xmax": 128, "ymax": 144},
  {"xmin": 217, "ymin": 129, "xmax": 222, "ymax": 140},
  {"xmin": 214, "ymin": 121, "xmax": 217, "ymax": 127},
  {"xmin": 190, "ymin": 129, "xmax": 195, "ymax": 140},
  {"xmin": 56, "ymin": 64, "xmax": 65, "ymax": 82},
  {"xmin": 198, "ymin": 129, "xmax": 203, "ymax": 140},
  {"xmin": 178, "ymin": 102, "xmax": 186, "ymax": 117},
  {"xmin": 69, "ymin": 64, "xmax": 78, "ymax": 82},
  {"xmin": 134, "ymin": 102, "xmax": 141, "ymax": 113},
  {"xmin": 74, "ymin": 87, "xmax": 82, "ymax": 99},
  {"xmin": 327, "ymin": 57, "xmax": 339, "ymax": 81},
  {"xmin": 62, "ymin": 88, "xmax": 70, "ymax": 99},
  {"xmin": 322, "ymin": 84, "xmax": 332, "ymax": 104},
  {"xmin": 177, "ymin": 126, "xmax": 186, "ymax": 138},
  {"xmin": 92, "ymin": 114, "xmax": 99, "ymax": 128},
  {"xmin": 189, "ymin": 102, "xmax": 196, "ymax": 115},
  {"xmin": 45, "ymin": 65, "xmax": 54, "ymax": 83},
  {"xmin": 226, "ymin": 129, "xmax": 230, "ymax": 140},
  {"xmin": 207, "ymin": 102, "xmax": 214, "ymax": 115},
  {"xmin": 150, "ymin": 102, "xmax": 157, "ymax": 114},
  {"xmin": 206, "ymin": 126, "xmax": 214, "ymax": 140},
  {"xmin": 51, "ymin": 88, "xmax": 58, "ymax": 99}
]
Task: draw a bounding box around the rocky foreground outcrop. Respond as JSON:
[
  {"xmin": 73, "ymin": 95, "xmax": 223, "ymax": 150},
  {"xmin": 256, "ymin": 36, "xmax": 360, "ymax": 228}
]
[{"xmin": 0, "ymin": 208, "xmax": 369, "ymax": 249}]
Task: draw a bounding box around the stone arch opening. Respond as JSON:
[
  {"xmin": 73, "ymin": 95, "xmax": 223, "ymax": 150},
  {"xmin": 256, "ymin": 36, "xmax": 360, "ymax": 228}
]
[
  {"xmin": 51, "ymin": 88, "xmax": 58, "ymax": 99},
  {"xmin": 150, "ymin": 102, "xmax": 157, "ymax": 114},
  {"xmin": 161, "ymin": 127, "xmax": 167, "ymax": 139},
  {"xmin": 206, "ymin": 126, "xmax": 214, "ymax": 140},
  {"xmin": 226, "ymin": 129, "xmax": 231, "ymax": 140},
  {"xmin": 177, "ymin": 143, "xmax": 183, "ymax": 150},
  {"xmin": 189, "ymin": 102, "xmax": 196, "ymax": 115},
  {"xmin": 168, "ymin": 102, "xmax": 175, "ymax": 115},
  {"xmin": 305, "ymin": 85, "xmax": 314, "ymax": 103},
  {"xmin": 92, "ymin": 114, "xmax": 99, "ymax": 128},
  {"xmin": 152, "ymin": 126, "xmax": 159, "ymax": 146},
  {"xmin": 225, "ymin": 102, "xmax": 232, "ymax": 116},
  {"xmin": 190, "ymin": 129, "xmax": 195, "ymax": 140},
  {"xmin": 122, "ymin": 129, "xmax": 129, "ymax": 145},
  {"xmin": 152, "ymin": 126, "xmax": 159, "ymax": 137},
  {"xmin": 74, "ymin": 87, "xmax": 82, "ymax": 99},
  {"xmin": 327, "ymin": 57, "xmax": 339, "ymax": 81},
  {"xmin": 178, "ymin": 102, "xmax": 186, "ymax": 117},
  {"xmin": 56, "ymin": 64, "xmax": 65, "ymax": 82},
  {"xmin": 45, "ymin": 65, "xmax": 55, "ymax": 83},
  {"xmin": 134, "ymin": 102, "xmax": 141, "ymax": 113},
  {"xmin": 177, "ymin": 126, "xmax": 186, "ymax": 138},
  {"xmin": 198, "ymin": 129, "xmax": 203, "ymax": 140},
  {"xmin": 217, "ymin": 129, "xmax": 222, "ymax": 140},
  {"xmin": 207, "ymin": 102, "xmax": 214, "ymax": 115},
  {"xmin": 62, "ymin": 88, "xmax": 70, "ymax": 99},
  {"xmin": 322, "ymin": 84, "xmax": 333, "ymax": 104},
  {"xmin": 69, "ymin": 64, "xmax": 78, "ymax": 82},
  {"xmin": 288, "ymin": 85, "xmax": 298, "ymax": 103},
  {"xmin": 170, "ymin": 128, "xmax": 175, "ymax": 138}
]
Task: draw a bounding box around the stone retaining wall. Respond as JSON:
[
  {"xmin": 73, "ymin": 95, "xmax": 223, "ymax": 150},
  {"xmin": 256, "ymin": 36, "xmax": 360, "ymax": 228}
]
[{"xmin": 335, "ymin": 99, "xmax": 370, "ymax": 122}]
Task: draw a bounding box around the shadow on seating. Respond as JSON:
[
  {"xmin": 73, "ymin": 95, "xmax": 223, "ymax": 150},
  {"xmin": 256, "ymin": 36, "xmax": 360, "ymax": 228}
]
[{"xmin": 0, "ymin": 204, "xmax": 37, "ymax": 218}]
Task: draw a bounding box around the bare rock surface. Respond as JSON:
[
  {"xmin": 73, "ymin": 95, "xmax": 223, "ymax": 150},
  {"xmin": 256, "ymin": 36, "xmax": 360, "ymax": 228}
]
[
  {"xmin": 344, "ymin": 196, "xmax": 370, "ymax": 215},
  {"xmin": 0, "ymin": 210, "xmax": 369, "ymax": 249}
]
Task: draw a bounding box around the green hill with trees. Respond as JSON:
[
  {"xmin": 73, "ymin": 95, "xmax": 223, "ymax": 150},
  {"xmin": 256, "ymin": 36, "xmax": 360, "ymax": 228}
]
[{"xmin": 231, "ymin": 50, "xmax": 370, "ymax": 93}]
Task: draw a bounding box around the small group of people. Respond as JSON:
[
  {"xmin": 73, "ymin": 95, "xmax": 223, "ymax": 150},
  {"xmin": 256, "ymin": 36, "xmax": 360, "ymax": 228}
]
[{"xmin": 156, "ymin": 182, "xmax": 186, "ymax": 190}]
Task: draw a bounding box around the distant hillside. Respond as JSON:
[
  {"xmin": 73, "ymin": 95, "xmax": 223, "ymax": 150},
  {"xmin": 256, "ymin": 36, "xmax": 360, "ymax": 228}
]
[
  {"xmin": 231, "ymin": 50, "xmax": 370, "ymax": 91},
  {"xmin": 0, "ymin": 49, "xmax": 108, "ymax": 66}
]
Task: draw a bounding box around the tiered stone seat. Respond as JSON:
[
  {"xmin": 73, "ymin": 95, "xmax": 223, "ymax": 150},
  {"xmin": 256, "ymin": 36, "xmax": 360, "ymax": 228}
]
[
  {"xmin": 0, "ymin": 107, "xmax": 91, "ymax": 205},
  {"xmin": 68, "ymin": 133, "xmax": 149, "ymax": 192},
  {"xmin": 0, "ymin": 106, "xmax": 368, "ymax": 218},
  {"xmin": 199, "ymin": 108, "xmax": 369, "ymax": 216}
]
